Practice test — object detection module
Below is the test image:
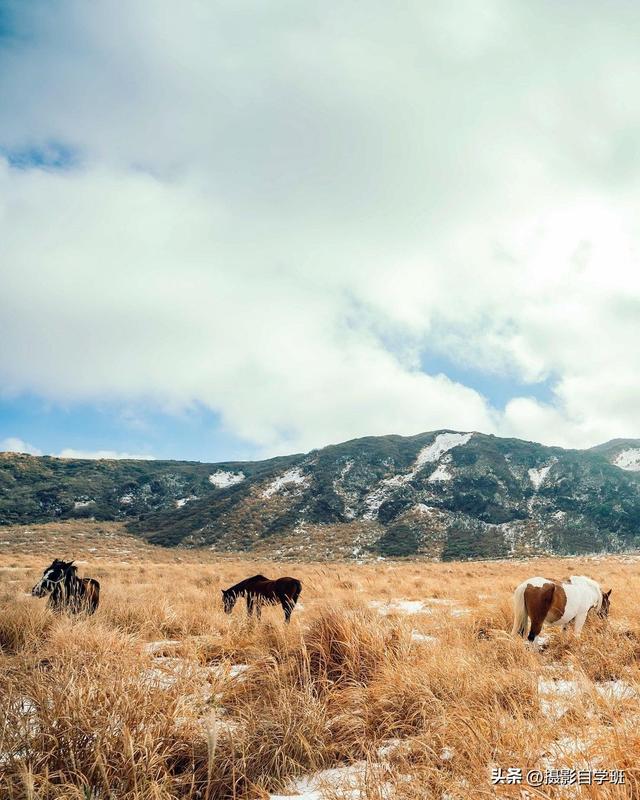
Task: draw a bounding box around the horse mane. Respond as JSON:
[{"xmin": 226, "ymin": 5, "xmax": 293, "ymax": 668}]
[{"xmin": 226, "ymin": 574, "xmax": 268, "ymax": 593}]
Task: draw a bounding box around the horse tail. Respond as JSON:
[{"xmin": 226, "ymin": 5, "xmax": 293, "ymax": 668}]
[
  {"xmin": 87, "ymin": 578, "xmax": 100, "ymax": 614},
  {"xmin": 511, "ymin": 580, "xmax": 529, "ymax": 637}
]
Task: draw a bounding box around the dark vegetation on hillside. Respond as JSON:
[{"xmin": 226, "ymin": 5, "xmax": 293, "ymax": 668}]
[{"xmin": 2, "ymin": 432, "xmax": 640, "ymax": 559}]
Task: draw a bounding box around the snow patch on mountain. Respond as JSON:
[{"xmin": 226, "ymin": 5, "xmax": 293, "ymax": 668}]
[
  {"xmin": 333, "ymin": 460, "xmax": 357, "ymax": 519},
  {"xmin": 176, "ymin": 495, "xmax": 198, "ymax": 508},
  {"xmin": 428, "ymin": 457, "xmax": 453, "ymax": 482},
  {"xmin": 362, "ymin": 473, "xmax": 412, "ymax": 519},
  {"xmin": 73, "ymin": 500, "xmax": 95, "ymax": 509},
  {"xmin": 263, "ymin": 467, "xmax": 309, "ymax": 498},
  {"xmin": 529, "ymin": 463, "xmax": 553, "ymax": 490},
  {"xmin": 413, "ymin": 503, "xmax": 440, "ymax": 514},
  {"xmin": 209, "ymin": 470, "xmax": 245, "ymax": 488},
  {"xmin": 613, "ymin": 449, "xmax": 640, "ymax": 471},
  {"xmin": 362, "ymin": 433, "xmax": 472, "ymax": 518},
  {"xmin": 416, "ymin": 432, "xmax": 474, "ymax": 465}
]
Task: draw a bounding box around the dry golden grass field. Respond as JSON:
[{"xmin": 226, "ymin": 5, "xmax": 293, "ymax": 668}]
[{"xmin": 2, "ymin": 522, "xmax": 640, "ymax": 799}]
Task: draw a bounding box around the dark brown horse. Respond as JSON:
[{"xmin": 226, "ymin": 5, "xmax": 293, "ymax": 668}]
[
  {"xmin": 222, "ymin": 574, "xmax": 302, "ymax": 623},
  {"xmin": 32, "ymin": 559, "xmax": 100, "ymax": 615}
]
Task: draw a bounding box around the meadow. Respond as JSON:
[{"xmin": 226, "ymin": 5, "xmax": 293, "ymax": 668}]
[{"xmin": 1, "ymin": 523, "xmax": 640, "ymax": 799}]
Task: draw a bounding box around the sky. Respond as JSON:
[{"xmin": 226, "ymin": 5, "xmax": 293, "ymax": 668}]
[{"xmin": 1, "ymin": 0, "xmax": 640, "ymax": 462}]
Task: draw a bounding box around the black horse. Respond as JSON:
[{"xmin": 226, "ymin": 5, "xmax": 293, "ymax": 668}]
[
  {"xmin": 222, "ymin": 574, "xmax": 302, "ymax": 623},
  {"xmin": 31, "ymin": 559, "xmax": 100, "ymax": 615}
]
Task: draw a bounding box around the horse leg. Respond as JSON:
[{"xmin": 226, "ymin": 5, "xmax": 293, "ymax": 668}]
[
  {"xmin": 527, "ymin": 614, "xmax": 546, "ymax": 644},
  {"xmin": 526, "ymin": 585, "xmax": 554, "ymax": 644},
  {"xmin": 281, "ymin": 593, "xmax": 296, "ymax": 623},
  {"xmin": 246, "ymin": 594, "xmax": 254, "ymax": 617},
  {"xmin": 255, "ymin": 597, "xmax": 262, "ymax": 620},
  {"xmin": 573, "ymin": 612, "xmax": 588, "ymax": 637}
]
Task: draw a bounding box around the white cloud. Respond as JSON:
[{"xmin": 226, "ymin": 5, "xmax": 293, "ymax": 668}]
[
  {"xmin": 0, "ymin": 437, "xmax": 153, "ymax": 460},
  {"xmin": 1, "ymin": 1, "xmax": 640, "ymax": 454},
  {"xmin": 1, "ymin": 437, "xmax": 42, "ymax": 456},
  {"xmin": 56, "ymin": 449, "xmax": 155, "ymax": 460}
]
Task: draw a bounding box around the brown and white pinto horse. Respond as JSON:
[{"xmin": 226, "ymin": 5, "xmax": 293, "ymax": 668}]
[
  {"xmin": 512, "ymin": 575, "xmax": 610, "ymax": 644},
  {"xmin": 222, "ymin": 574, "xmax": 302, "ymax": 623},
  {"xmin": 32, "ymin": 559, "xmax": 100, "ymax": 615}
]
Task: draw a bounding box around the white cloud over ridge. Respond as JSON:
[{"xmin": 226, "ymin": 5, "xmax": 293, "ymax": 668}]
[
  {"xmin": 56, "ymin": 449, "xmax": 155, "ymax": 461},
  {"xmin": 1, "ymin": 1, "xmax": 640, "ymax": 455},
  {"xmin": 1, "ymin": 437, "xmax": 42, "ymax": 456},
  {"xmin": 0, "ymin": 436, "xmax": 153, "ymax": 460}
]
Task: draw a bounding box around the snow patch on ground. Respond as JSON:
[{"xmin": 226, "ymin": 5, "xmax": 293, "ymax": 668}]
[
  {"xmin": 141, "ymin": 654, "xmax": 249, "ymax": 693},
  {"xmin": 541, "ymin": 734, "xmax": 597, "ymax": 772},
  {"xmin": 538, "ymin": 678, "xmax": 582, "ymax": 719},
  {"xmin": 376, "ymin": 739, "xmax": 404, "ymax": 758},
  {"xmin": 411, "ymin": 630, "xmax": 438, "ymax": 644},
  {"xmin": 528, "ymin": 463, "xmax": 553, "ymax": 490},
  {"xmin": 226, "ymin": 664, "xmax": 250, "ymax": 679},
  {"xmin": 209, "ymin": 470, "xmax": 245, "ymax": 488},
  {"xmin": 269, "ymin": 761, "xmax": 392, "ymax": 800},
  {"xmin": 263, "ymin": 467, "xmax": 309, "ymax": 498},
  {"xmin": 369, "ymin": 599, "xmax": 429, "ymax": 615},
  {"xmin": 424, "ymin": 597, "xmax": 455, "ymax": 606},
  {"xmin": 142, "ymin": 640, "xmax": 182, "ymax": 655},
  {"xmin": 613, "ymin": 448, "xmax": 640, "ymax": 471},
  {"xmin": 536, "ymin": 676, "xmax": 636, "ymax": 719},
  {"xmin": 595, "ymin": 680, "xmax": 637, "ymax": 700}
]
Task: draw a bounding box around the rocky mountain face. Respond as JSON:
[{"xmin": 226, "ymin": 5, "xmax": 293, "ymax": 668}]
[{"xmin": 2, "ymin": 431, "xmax": 640, "ymax": 560}]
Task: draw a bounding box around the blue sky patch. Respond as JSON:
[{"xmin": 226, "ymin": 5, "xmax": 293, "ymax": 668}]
[
  {"xmin": 420, "ymin": 352, "xmax": 556, "ymax": 410},
  {"xmin": 2, "ymin": 141, "xmax": 79, "ymax": 171},
  {"xmin": 0, "ymin": 395, "xmax": 262, "ymax": 463}
]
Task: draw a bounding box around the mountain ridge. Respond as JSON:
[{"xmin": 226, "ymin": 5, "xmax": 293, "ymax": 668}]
[{"xmin": 2, "ymin": 429, "xmax": 640, "ymax": 560}]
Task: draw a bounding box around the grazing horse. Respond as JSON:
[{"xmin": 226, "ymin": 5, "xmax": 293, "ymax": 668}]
[
  {"xmin": 222, "ymin": 574, "xmax": 302, "ymax": 623},
  {"xmin": 512, "ymin": 575, "xmax": 610, "ymax": 644},
  {"xmin": 31, "ymin": 559, "xmax": 100, "ymax": 615}
]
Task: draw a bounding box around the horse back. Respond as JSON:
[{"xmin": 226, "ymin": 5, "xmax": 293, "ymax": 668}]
[
  {"xmin": 232, "ymin": 574, "xmax": 269, "ymax": 592},
  {"xmin": 274, "ymin": 576, "xmax": 302, "ymax": 596},
  {"xmin": 248, "ymin": 576, "xmax": 301, "ymax": 598}
]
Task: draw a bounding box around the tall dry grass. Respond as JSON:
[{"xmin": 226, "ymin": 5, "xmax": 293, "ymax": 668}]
[{"xmin": 1, "ymin": 544, "xmax": 640, "ymax": 798}]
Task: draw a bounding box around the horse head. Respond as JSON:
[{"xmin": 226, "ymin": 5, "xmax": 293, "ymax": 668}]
[
  {"xmin": 221, "ymin": 588, "xmax": 237, "ymax": 614},
  {"xmin": 598, "ymin": 587, "xmax": 612, "ymax": 618},
  {"xmin": 31, "ymin": 559, "xmax": 75, "ymax": 597}
]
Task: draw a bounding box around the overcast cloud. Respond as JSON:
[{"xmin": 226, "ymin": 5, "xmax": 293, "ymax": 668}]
[{"xmin": 1, "ymin": 0, "xmax": 640, "ymax": 456}]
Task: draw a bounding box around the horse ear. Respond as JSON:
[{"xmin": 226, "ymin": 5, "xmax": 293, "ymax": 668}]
[{"xmin": 605, "ymin": 588, "xmax": 612, "ymax": 598}]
